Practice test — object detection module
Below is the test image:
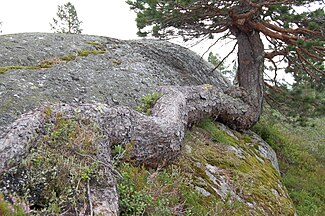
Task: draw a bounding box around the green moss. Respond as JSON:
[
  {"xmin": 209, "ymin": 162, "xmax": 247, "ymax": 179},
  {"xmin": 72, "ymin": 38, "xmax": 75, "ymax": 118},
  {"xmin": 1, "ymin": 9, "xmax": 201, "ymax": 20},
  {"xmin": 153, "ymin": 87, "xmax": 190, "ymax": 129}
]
[
  {"xmin": 242, "ymin": 135, "xmax": 253, "ymax": 143},
  {"xmin": 0, "ymin": 194, "xmax": 28, "ymax": 216},
  {"xmin": 60, "ymin": 54, "xmax": 77, "ymax": 61},
  {"xmin": 197, "ymin": 118, "xmax": 239, "ymax": 145},
  {"xmin": 0, "ymin": 65, "xmax": 41, "ymax": 74},
  {"xmin": 116, "ymin": 162, "xmax": 222, "ymax": 216},
  {"xmin": 253, "ymin": 116, "xmax": 325, "ymax": 215},
  {"xmin": 77, "ymin": 49, "xmax": 106, "ymax": 57},
  {"xmin": 0, "ymin": 109, "xmax": 108, "ymax": 214},
  {"xmin": 115, "ymin": 118, "xmax": 295, "ymax": 215},
  {"xmin": 85, "ymin": 41, "xmax": 107, "ymax": 52},
  {"xmin": 182, "ymin": 120, "xmax": 294, "ymax": 215},
  {"xmin": 0, "ymin": 42, "xmax": 106, "ymax": 74}
]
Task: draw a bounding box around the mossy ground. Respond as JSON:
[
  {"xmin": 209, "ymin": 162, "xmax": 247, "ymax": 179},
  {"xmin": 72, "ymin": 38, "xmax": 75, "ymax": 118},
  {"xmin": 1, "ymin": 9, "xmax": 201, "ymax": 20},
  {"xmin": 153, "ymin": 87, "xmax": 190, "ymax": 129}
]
[
  {"xmin": 252, "ymin": 112, "xmax": 325, "ymax": 216},
  {"xmin": 0, "ymin": 194, "xmax": 28, "ymax": 216},
  {"xmin": 115, "ymin": 118, "xmax": 295, "ymax": 215},
  {"xmin": 0, "ymin": 108, "xmax": 109, "ymax": 215}
]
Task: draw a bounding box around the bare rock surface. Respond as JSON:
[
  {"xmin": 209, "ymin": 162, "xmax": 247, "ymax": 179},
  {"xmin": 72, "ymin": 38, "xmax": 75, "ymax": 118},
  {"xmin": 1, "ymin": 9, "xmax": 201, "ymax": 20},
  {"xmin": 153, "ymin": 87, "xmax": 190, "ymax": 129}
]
[
  {"xmin": 0, "ymin": 33, "xmax": 295, "ymax": 215},
  {"xmin": 0, "ymin": 33, "xmax": 228, "ymax": 132}
]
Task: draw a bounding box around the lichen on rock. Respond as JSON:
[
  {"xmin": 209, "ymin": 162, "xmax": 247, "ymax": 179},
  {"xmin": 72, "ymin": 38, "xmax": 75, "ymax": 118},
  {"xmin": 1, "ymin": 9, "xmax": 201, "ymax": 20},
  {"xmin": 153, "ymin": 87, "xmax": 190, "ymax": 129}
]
[
  {"xmin": 0, "ymin": 33, "xmax": 296, "ymax": 215},
  {"xmin": 114, "ymin": 118, "xmax": 296, "ymax": 215}
]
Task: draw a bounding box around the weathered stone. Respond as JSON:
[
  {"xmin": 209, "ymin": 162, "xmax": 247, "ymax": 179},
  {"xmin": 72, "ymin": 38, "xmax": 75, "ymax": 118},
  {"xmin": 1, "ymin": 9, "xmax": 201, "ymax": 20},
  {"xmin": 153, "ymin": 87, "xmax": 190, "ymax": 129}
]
[
  {"xmin": 0, "ymin": 33, "xmax": 295, "ymax": 215},
  {"xmin": 0, "ymin": 33, "xmax": 228, "ymax": 133}
]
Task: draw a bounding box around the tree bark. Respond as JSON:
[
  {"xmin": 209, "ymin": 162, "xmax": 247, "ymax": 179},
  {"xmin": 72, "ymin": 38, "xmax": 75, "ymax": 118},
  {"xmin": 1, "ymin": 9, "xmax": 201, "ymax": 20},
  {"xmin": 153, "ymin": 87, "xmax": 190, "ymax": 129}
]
[
  {"xmin": 1, "ymin": 84, "xmax": 261, "ymax": 170},
  {"xmin": 0, "ymin": 84, "xmax": 264, "ymax": 214},
  {"xmin": 227, "ymin": 26, "xmax": 264, "ymax": 128},
  {"xmin": 0, "ymin": 29, "xmax": 266, "ymax": 214}
]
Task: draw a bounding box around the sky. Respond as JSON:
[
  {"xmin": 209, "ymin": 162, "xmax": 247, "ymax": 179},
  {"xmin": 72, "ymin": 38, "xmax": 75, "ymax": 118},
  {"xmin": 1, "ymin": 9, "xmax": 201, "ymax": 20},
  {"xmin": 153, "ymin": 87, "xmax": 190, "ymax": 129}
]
[
  {"xmin": 0, "ymin": 0, "xmax": 230, "ymax": 56},
  {"xmin": 0, "ymin": 0, "xmax": 138, "ymax": 39},
  {"xmin": 0, "ymin": 0, "xmax": 301, "ymax": 83}
]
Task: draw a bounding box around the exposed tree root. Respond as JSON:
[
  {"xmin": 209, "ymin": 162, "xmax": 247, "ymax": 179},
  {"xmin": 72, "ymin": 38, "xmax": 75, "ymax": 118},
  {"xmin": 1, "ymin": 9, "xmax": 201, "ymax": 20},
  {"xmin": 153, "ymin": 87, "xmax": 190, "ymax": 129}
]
[{"xmin": 0, "ymin": 84, "xmax": 260, "ymax": 214}]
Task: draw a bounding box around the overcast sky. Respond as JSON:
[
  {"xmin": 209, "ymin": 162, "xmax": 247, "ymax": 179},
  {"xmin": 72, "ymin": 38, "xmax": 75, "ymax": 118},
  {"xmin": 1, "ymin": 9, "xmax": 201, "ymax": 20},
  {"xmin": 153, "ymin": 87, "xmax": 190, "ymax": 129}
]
[
  {"xmin": 0, "ymin": 0, "xmax": 139, "ymax": 39},
  {"xmin": 1, "ymin": 1, "xmax": 233, "ymax": 56}
]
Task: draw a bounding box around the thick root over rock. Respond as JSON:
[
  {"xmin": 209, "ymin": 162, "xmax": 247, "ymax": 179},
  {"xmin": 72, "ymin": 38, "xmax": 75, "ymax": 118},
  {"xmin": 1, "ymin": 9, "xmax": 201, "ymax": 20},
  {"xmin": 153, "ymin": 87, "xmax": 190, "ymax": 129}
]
[{"xmin": 0, "ymin": 84, "xmax": 260, "ymax": 214}]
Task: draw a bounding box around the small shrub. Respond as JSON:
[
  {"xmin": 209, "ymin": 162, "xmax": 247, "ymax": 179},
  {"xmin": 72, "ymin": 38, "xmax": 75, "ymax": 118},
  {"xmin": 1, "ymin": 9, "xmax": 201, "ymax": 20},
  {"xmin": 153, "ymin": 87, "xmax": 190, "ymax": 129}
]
[
  {"xmin": 118, "ymin": 164, "xmax": 152, "ymax": 215},
  {"xmin": 136, "ymin": 92, "xmax": 162, "ymax": 115}
]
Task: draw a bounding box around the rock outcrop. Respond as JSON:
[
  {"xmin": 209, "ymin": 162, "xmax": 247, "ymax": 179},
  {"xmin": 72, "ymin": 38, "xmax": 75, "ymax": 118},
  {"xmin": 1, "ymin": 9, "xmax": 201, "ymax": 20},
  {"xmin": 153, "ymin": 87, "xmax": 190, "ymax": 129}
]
[
  {"xmin": 0, "ymin": 33, "xmax": 295, "ymax": 215},
  {"xmin": 0, "ymin": 33, "xmax": 228, "ymax": 132}
]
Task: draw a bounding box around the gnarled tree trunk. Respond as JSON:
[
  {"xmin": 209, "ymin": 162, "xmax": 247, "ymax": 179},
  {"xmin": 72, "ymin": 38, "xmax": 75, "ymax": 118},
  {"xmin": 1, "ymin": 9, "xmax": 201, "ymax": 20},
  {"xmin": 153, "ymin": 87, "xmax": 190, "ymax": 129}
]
[
  {"xmin": 0, "ymin": 31, "xmax": 266, "ymax": 214},
  {"xmin": 221, "ymin": 26, "xmax": 264, "ymax": 129}
]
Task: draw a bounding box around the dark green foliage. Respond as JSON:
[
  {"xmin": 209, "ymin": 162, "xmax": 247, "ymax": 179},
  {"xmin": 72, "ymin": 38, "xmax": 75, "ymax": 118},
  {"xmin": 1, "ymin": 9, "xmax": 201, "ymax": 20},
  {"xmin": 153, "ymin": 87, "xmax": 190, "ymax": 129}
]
[
  {"xmin": 50, "ymin": 2, "xmax": 83, "ymax": 34},
  {"xmin": 208, "ymin": 52, "xmax": 236, "ymax": 78},
  {"xmin": 266, "ymin": 82, "xmax": 325, "ymax": 126},
  {"xmin": 136, "ymin": 92, "xmax": 162, "ymax": 115},
  {"xmin": 128, "ymin": 0, "xmax": 325, "ymax": 122},
  {"xmin": 117, "ymin": 164, "xmax": 153, "ymax": 215}
]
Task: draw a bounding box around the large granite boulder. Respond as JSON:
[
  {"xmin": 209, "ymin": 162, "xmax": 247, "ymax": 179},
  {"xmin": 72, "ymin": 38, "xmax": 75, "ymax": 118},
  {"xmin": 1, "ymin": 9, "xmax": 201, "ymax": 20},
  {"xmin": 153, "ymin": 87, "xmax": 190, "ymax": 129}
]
[{"xmin": 0, "ymin": 33, "xmax": 295, "ymax": 215}]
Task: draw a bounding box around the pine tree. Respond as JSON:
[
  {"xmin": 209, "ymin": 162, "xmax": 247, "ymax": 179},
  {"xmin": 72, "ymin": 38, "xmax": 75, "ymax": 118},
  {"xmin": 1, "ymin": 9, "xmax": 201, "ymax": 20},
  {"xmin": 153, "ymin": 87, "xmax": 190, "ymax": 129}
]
[
  {"xmin": 208, "ymin": 52, "xmax": 235, "ymax": 79},
  {"xmin": 50, "ymin": 2, "xmax": 82, "ymax": 34},
  {"xmin": 128, "ymin": 0, "xmax": 325, "ymax": 123}
]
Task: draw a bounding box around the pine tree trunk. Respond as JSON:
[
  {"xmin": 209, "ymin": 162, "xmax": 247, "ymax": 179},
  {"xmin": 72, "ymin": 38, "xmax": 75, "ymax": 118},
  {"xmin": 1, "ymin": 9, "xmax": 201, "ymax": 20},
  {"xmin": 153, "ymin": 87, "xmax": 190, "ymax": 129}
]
[{"xmin": 222, "ymin": 26, "xmax": 264, "ymax": 128}]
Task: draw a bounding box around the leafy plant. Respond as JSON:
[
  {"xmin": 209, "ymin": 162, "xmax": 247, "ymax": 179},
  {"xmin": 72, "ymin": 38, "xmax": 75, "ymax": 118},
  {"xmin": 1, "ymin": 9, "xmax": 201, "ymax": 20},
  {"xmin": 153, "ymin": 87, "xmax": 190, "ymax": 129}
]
[
  {"xmin": 118, "ymin": 164, "xmax": 153, "ymax": 215},
  {"xmin": 136, "ymin": 92, "xmax": 162, "ymax": 115}
]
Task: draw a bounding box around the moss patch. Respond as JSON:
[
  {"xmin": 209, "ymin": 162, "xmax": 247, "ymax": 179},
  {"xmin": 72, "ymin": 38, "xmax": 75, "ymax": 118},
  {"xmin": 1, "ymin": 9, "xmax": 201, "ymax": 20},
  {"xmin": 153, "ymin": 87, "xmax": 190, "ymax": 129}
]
[
  {"xmin": 85, "ymin": 41, "xmax": 107, "ymax": 52},
  {"xmin": 253, "ymin": 116, "xmax": 325, "ymax": 215},
  {"xmin": 77, "ymin": 49, "xmax": 106, "ymax": 57},
  {"xmin": 0, "ymin": 41, "xmax": 107, "ymax": 74},
  {"xmin": 0, "ymin": 194, "xmax": 29, "ymax": 215},
  {"xmin": 115, "ymin": 118, "xmax": 295, "ymax": 215},
  {"xmin": 0, "ymin": 108, "xmax": 109, "ymax": 215},
  {"xmin": 197, "ymin": 118, "xmax": 239, "ymax": 145},
  {"xmin": 0, "ymin": 65, "xmax": 41, "ymax": 74}
]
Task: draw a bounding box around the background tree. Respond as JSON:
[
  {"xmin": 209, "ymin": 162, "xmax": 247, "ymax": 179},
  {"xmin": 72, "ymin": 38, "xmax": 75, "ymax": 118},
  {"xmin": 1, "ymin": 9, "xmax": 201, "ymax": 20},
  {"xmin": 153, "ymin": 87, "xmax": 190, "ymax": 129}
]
[
  {"xmin": 0, "ymin": 21, "xmax": 2, "ymax": 33},
  {"xmin": 50, "ymin": 2, "xmax": 82, "ymax": 34},
  {"xmin": 208, "ymin": 52, "xmax": 236, "ymax": 80},
  {"xmin": 128, "ymin": 0, "xmax": 325, "ymax": 125}
]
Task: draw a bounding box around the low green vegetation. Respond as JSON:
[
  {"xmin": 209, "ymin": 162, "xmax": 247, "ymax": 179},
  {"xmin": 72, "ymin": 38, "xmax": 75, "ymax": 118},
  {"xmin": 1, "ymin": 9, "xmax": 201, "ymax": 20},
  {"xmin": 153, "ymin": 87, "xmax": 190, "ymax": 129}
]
[
  {"xmin": 135, "ymin": 92, "xmax": 163, "ymax": 115},
  {"xmin": 116, "ymin": 161, "xmax": 226, "ymax": 215},
  {"xmin": 197, "ymin": 118, "xmax": 239, "ymax": 145},
  {"xmin": 0, "ymin": 41, "xmax": 106, "ymax": 74},
  {"xmin": 252, "ymin": 113, "xmax": 325, "ymax": 216},
  {"xmin": 0, "ymin": 108, "xmax": 108, "ymax": 215},
  {"xmin": 0, "ymin": 65, "xmax": 40, "ymax": 74},
  {"xmin": 77, "ymin": 49, "xmax": 106, "ymax": 57},
  {"xmin": 115, "ymin": 118, "xmax": 295, "ymax": 215},
  {"xmin": 85, "ymin": 41, "xmax": 107, "ymax": 52},
  {"xmin": 0, "ymin": 194, "xmax": 28, "ymax": 216}
]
